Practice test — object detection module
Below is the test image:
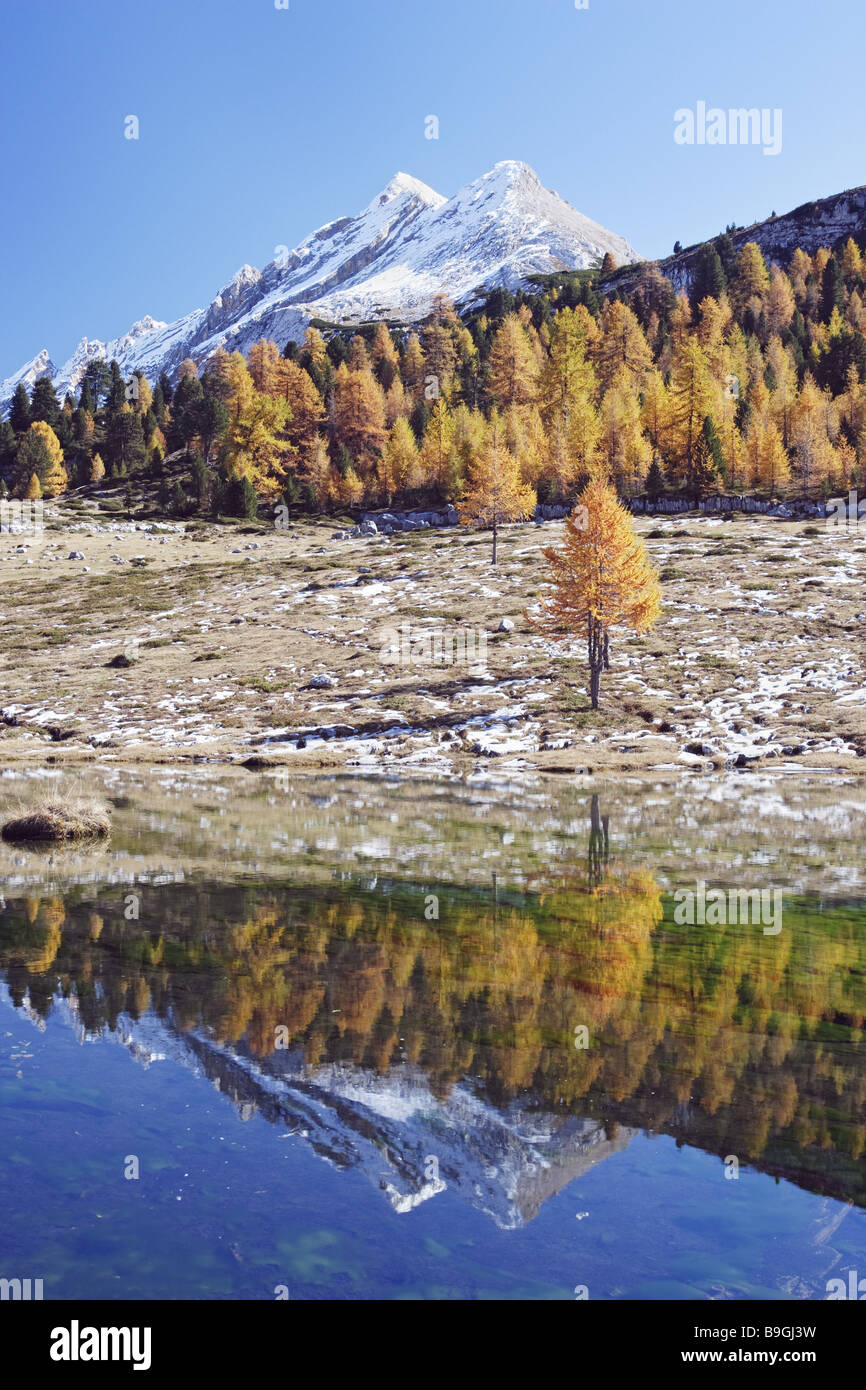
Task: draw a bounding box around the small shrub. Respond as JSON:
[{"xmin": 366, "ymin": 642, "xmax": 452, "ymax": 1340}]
[{"xmin": 2, "ymin": 796, "xmax": 111, "ymax": 842}]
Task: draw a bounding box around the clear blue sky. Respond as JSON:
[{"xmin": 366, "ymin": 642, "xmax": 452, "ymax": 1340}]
[{"xmin": 1, "ymin": 0, "xmax": 863, "ymax": 381}]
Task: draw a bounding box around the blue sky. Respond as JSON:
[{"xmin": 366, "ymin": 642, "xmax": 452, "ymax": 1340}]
[{"xmin": 1, "ymin": 0, "xmax": 864, "ymax": 381}]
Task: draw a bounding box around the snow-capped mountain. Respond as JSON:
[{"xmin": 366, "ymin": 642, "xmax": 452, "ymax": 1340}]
[
  {"xmin": 2, "ymin": 980, "xmax": 634, "ymax": 1230},
  {"xmin": 92, "ymin": 996, "xmax": 636, "ymax": 1230},
  {"xmin": 0, "ymin": 348, "xmax": 57, "ymax": 402},
  {"xmin": 1, "ymin": 160, "xmax": 638, "ymax": 410}
]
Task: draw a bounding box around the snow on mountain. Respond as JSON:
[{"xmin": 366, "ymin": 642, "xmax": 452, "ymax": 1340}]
[
  {"xmin": 121, "ymin": 1009, "xmax": 636, "ymax": 1230},
  {"xmin": 0, "ymin": 348, "xmax": 57, "ymax": 403},
  {"xmin": 6, "ymin": 979, "xmax": 633, "ymax": 1230},
  {"xmin": 1, "ymin": 160, "xmax": 639, "ymax": 410}
]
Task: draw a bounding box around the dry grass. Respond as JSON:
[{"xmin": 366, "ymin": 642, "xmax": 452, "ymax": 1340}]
[
  {"xmin": 1, "ymin": 503, "xmax": 865, "ymax": 775},
  {"xmin": 2, "ymin": 794, "xmax": 111, "ymax": 842}
]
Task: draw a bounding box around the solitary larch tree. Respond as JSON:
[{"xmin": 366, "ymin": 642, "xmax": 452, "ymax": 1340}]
[
  {"xmin": 458, "ymin": 417, "xmax": 535, "ymax": 563},
  {"xmin": 530, "ymin": 478, "xmax": 661, "ymax": 709}
]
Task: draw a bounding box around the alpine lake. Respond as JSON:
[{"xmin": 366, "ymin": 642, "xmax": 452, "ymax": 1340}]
[{"xmin": 1, "ymin": 764, "xmax": 865, "ymax": 1301}]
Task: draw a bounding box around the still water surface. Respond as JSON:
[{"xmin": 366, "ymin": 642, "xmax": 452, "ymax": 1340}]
[{"xmin": 1, "ymin": 768, "xmax": 865, "ymax": 1299}]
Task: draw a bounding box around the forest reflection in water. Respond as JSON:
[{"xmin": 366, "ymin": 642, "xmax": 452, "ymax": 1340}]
[{"xmin": 2, "ymin": 794, "xmax": 865, "ymax": 1226}]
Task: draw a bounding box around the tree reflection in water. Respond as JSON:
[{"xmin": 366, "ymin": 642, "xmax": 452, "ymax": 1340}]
[{"xmin": 1, "ymin": 796, "xmax": 865, "ymax": 1213}]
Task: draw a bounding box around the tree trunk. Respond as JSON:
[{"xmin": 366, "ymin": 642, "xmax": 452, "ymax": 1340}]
[
  {"xmin": 588, "ymin": 615, "xmax": 605, "ymax": 709},
  {"xmin": 492, "ymin": 522, "xmax": 498, "ymax": 565},
  {"xmin": 588, "ymin": 792, "xmax": 610, "ymax": 887},
  {"xmin": 589, "ymin": 663, "xmax": 601, "ymax": 709}
]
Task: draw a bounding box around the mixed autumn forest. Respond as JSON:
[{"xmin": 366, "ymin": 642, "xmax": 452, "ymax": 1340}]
[{"xmin": 4, "ymin": 231, "xmax": 866, "ymax": 520}]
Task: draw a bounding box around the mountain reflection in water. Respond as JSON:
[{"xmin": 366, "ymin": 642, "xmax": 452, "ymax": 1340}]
[{"xmin": 2, "ymin": 795, "xmax": 865, "ymax": 1231}]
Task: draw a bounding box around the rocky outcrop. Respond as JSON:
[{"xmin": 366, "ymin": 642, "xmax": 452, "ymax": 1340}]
[
  {"xmin": 629, "ymin": 494, "xmax": 832, "ymax": 518},
  {"xmin": 606, "ymin": 183, "xmax": 866, "ymax": 297},
  {"xmin": 329, "ymin": 494, "xmax": 851, "ymax": 541},
  {"xmin": 332, "ymin": 505, "xmax": 459, "ymax": 539}
]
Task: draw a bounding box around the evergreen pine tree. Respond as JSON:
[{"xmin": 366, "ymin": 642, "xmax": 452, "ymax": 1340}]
[
  {"xmin": 690, "ymin": 244, "xmax": 727, "ymax": 308},
  {"xmin": 105, "ymin": 361, "xmax": 126, "ymax": 414},
  {"xmin": 225, "ymin": 475, "xmax": 258, "ymax": 519},
  {"xmin": 821, "ymin": 256, "xmax": 846, "ymax": 323},
  {"xmin": 30, "ymin": 376, "xmax": 61, "ymax": 429},
  {"xmin": 9, "ymin": 382, "xmax": 30, "ymax": 434},
  {"xmin": 0, "ymin": 420, "xmax": 16, "ymax": 487},
  {"xmin": 241, "ymin": 475, "xmax": 259, "ymax": 519},
  {"xmin": 196, "ymin": 392, "xmax": 229, "ymax": 464},
  {"xmin": 410, "ymin": 398, "xmax": 430, "ymax": 444},
  {"xmin": 77, "ymin": 380, "xmax": 95, "ymax": 415},
  {"xmin": 645, "ymin": 456, "xmax": 666, "ymax": 498},
  {"xmin": 692, "ymin": 416, "xmax": 724, "ymax": 491},
  {"xmin": 169, "ymin": 372, "xmax": 204, "ymax": 454},
  {"xmin": 713, "ymin": 232, "xmax": 737, "ymax": 280},
  {"xmin": 81, "ymin": 359, "xmax": 112, "ymax": 412},
  {"xmin": 105, "ymin": 406, "xmax": 146, "ymax": 475},
  {"xmin": 189, "ymin": 451, "xmax": 208, "ymax": 507}
]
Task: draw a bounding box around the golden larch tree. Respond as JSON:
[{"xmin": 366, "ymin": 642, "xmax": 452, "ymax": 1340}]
[
  {"xmin": 381, "ymin": 416, "xmax": 421, "ymax": 501},
  {"xmin": 332, "ymin": 363, "xmax": 387, "ymax": 478},
  {"xmin": 458, "ymin": 415, "xmax": 535, "ymax": 563},
  {"xmin": 420, "ymin": 398, "xmax": 459, "ymax": 498},
  {"xmin": 370, "ymin": 321, "xmax": 400, "ymax": 391},
  {"xmin": 594, "ymin": 300, "xmax": 653, "ymax": 392},
  {"xmin": 16, "ymin": 420, "xmax": 67, "ymax": 498},
  {"xmin": 754, "ymin": 420, "xmax": 791, "ymax": 494},
  {"xmin": 529, "ymin": 478, "xmax": 661, "ymax": 709},
  {"xmin": 486, "ymin": 313, "xmax": 539, "ymax": 409}
]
